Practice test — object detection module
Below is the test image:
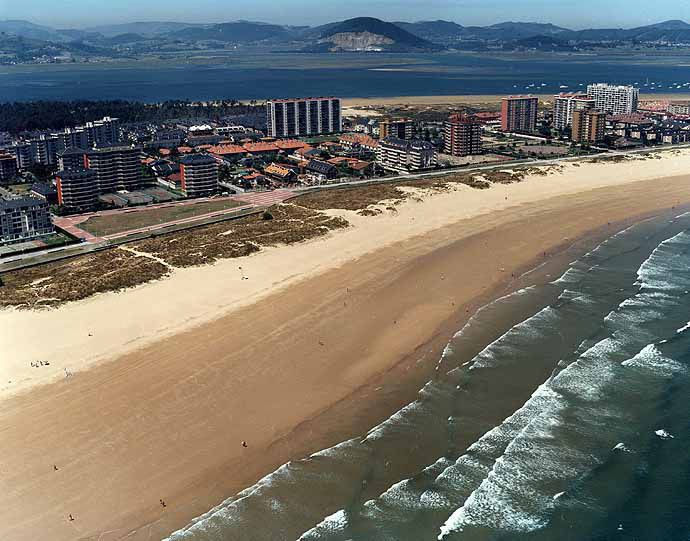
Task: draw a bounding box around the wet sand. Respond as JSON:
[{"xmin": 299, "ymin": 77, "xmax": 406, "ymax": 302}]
[{"xmin": 3, "ymin": 171, "xmax": 690, "ymax": 539}]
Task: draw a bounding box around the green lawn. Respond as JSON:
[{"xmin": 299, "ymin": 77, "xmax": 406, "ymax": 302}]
[{"xmin": 80, "ymin": 199, "xmax": 245, "ymax": 237}]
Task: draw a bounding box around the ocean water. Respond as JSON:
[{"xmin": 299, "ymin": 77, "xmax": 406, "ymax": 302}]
[
  {"xmin": 165, "ymin": 211, "xmax": 690, "ymax": 541},
  {"xmin": 2, "ymin": 52, "xmax": 690, "ymax": 102}
]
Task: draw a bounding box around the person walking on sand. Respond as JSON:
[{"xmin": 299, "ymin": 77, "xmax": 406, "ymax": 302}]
[{"xmin": 68, "ymin": 514, "xmax": 74, "ymax": 521}]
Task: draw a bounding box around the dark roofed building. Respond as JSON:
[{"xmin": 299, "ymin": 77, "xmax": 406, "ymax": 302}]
[
  {"xmin": 377, "ymin": 137, "xmax": 437, "ymax": 172},
  {"xmin": 58, "ymin": 147, "xmax": 86, "ymax": 171},
  {"xmin": 30, "ymin": 182, "xmax": 58, "ymax": 204},
  {"xmin": 307, "ymin": 159, "xmax": 338, "ymax": 179}
]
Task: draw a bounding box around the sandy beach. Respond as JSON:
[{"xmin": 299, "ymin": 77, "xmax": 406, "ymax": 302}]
[{"xmin": 3, "ymin": 150, "xmax": 690, "ymax": 540}]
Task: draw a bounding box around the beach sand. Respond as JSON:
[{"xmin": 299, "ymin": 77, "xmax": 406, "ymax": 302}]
[{"xmin": 3, "ymin": 151, "xmax": 690, "ymax": 539}]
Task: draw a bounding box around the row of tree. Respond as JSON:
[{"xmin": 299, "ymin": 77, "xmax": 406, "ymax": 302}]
[{"xmin": 0, "ymin": 99, "xmax": 264, "ymax": 134}]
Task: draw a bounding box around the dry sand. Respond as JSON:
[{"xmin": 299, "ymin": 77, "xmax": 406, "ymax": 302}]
[{"xmin": 2, "ymin": 149, "xmax": 690, "ymax": 539}]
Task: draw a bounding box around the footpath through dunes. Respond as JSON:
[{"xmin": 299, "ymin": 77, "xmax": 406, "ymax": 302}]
[{"xmin": 2, "ymin": 174, "xmax": 690, "ymax": 541}]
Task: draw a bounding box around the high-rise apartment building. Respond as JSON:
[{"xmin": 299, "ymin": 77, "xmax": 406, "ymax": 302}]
[
  {"xmin": 552, "ymin": 93, "xmax": 596, "ymax": 131},
  {"xmin": 266, "ymin": 97, "xmax": 342, "ymax": 138},
  {"xmin": 572, "ymin": 110, "xmax": 607, "ymax": 143},
  {"xmin": 58, "ymin": 147, "xmax": 87, "ymax": 171},
  {"xmin": 379, "ymin": 118, "xmax": 414, "ymax": 140},
  {"xmin": 179, "ymin": 154, "xmax": 218, "ymax": 198},
  {"xmin": 501, "ymin": 96, "xmax": 539, "ymax": 133},
  {"xmin": 443, "ymin": 114, "xmax": 482, "ymax": 156},
  {"xmin": 587, "ymin": 84, "xmax": 638, "ymax": 115},
  {"xmin": 0, "ymin": 152, "xmax": 18, "ymax": 183},
  {"xmin": 84, "ymin": 145, "xmax": 142, "ymax": 193},
  {"xmin": 56, "ymin": 168, "xmax": 98, "ymax": 211},
  {"xmin": 377, "ymin": 137, "xmax": 437, "ymax": 172},
  {"xmin": 8, "ymin": 117, "xmax": 120, "ymax": 170},
  {"xmin": 0, "ymin": 196, "xmax": 53, "ymax": 244}
]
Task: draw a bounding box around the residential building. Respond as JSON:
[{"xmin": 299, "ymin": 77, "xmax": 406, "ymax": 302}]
[
  {"xmin": 379, "ymin": 118, "xmax": 414, "ymax": 140},
  {"xmin": 264, "ymin": 163, "xmax": 297, "ymax": 183},
  {"xmin": 587, "ymin": 83, "xmax": 639, "ymax": 115},
  {"xmin": 443, "ymin": 114, "xmax": 482, "ymax": 156},
  {"xmin": 179, "ymin": 154, "xmax": 218, "ymax": 197},
  {"xmin": 9, "ymin": 143, "xmax": 33, "ymax": 170},
  {"xmin": 30, "ymin": 182, "xmax": 58, "ymax": 204},
  {"xmin": 84, "ymin": 145, "xmax": 142, "ymax": 193},
  {"xmin": 56, "ymin": 168, "xmax": 98, "ymax": 211},
  {"xmin": 377, "ymin": 137, "xmax": 437, "ymax": 172},
  {"xmin": 306, "ymin": 159, "xmax": 338, "ymax": 179},
  {"xmin": 667, "ymin": 101, "xmax": 690, "ymax": 115},
  {"xmin": 0, "ymin": 151, "xmax": 18, "ymax": 183},
  {"xmin": 572, "ymin": 110, "xmax": 607, "ymax": 143},
  {"xmin": 501, "ymin": 96, "xmax": 539, "ymax": 133},
  {"xmin": 552, "ymin": 93, "xmax": 596, "ymax": 131},
  {"xmin": 58, "ymin": 147, "xmax": 86, "ymax": 171},
  {"xmin": 339, "ymin": 133, "xmax": 379, "ymax": 153},
  {"xmin": 266, "ymin": 97, "xmax": 342, "ymax": 137},
  {"xmin": 0, "ymin": 196, "xmax": 53, "ymax": 244}
]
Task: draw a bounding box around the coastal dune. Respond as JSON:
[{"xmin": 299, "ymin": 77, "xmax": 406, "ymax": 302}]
[{"xmin": 2, "ymin": 151, "xmax": 690, "ymax": 540}]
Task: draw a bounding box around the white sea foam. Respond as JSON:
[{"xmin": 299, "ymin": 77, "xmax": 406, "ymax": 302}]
[
  {"xmin": 676, "ymin": 321, "xmax": 690, "ymax": 334},
  {"xmin": 655, "ymin": 429, "xmax": 675, "ymax": 440},
  {"xmin": 298, "ymin": 509, "xmax": 348, "ymax": 539},
  {"xmin": 614, "ymin": 442, "xmax": 632, "ymax": 453},
  {"xmin": 622, "ymin": 344, "xmax": 688, "ymax": 378}
]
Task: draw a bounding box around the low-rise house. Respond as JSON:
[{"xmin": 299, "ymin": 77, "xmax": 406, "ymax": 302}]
[
  {"xmin": 349, "ymin": 160, "xmax": 374, "ymax": 176},
  {"xmin": 207, "ymin": 144, "xmax": 248, "ymax": 162},
  {"xmin": 264, "ymin": 163, "xmax": 297, "ymax": 183},
  {"xmin": 275, "ymin": 140, "xmax": 308, "ymax": 153},
  {"xmin": 307, "ymin": 159, "xmax": 338, "ymax": 180},
  {"xmin": 339, "ymin": 133, "xmax": 379, "ymax": 152},
  {"xmin": 243, "ymin": 142, "xmax": 279, "ymax": 159}
]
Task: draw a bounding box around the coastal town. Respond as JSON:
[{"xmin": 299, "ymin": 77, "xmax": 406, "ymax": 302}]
[{"xmin": 1, "ymin": 83, "xmax": 689, "ymax": 261}]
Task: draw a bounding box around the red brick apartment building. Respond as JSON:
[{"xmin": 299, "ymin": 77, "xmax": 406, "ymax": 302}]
[{"xmin": 501, "ymin": 96, "xmax": 539, "ymax": 133}]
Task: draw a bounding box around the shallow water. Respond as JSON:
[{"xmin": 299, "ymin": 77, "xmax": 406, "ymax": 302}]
[{"xmin": 165, "ymin": 212, "xmax": 690, "ymax": 541}]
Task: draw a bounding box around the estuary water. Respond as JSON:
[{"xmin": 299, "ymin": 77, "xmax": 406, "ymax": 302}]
[
  {"xmin": 2, "ymin": 52, "xmax": 690, "ymax": 102},
  {"xmin": 164, "ymin": 210, "xmax": 690, "ymax": 541}
]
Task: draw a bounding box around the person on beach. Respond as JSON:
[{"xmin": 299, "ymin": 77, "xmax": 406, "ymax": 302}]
[
  {"xmin": 68, "ymin": 514, "xmax": 74, "ymax": 521},
  {"xmin": 160, "ymin": 499, "xmax": 166, "ymax": 508}
]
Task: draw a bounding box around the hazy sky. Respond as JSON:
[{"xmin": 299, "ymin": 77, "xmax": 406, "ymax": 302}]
[{"xmin": 1, "ymin": 0, "xmax": 688, "ymax": 29}]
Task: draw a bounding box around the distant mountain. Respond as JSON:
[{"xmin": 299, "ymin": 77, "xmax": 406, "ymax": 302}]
[
  {"xmin": 169, "ymin": 21, "xmax": 291, "ymax": 43},
  {"xmin": 0, "ymin": 19, "xmax": 82, "ymax": 42},
  {"xmin": 314, "ymin": 17, "xmax": 443, "ymax": 52},
  {"xmin": 507, "ymin": 35, "xmax": 574, "ymax": 51},
  {"xmin": 394, "ymin": 20, "xmax": 464, "ymax": 42},
  {"xmin": 85, "ymin": 21, "xmax": 204, "ymax": 38},
  {"xmin": 568, "ymin": 20, "xmax": 690, "ymax": 43},
  {"xmin": 105, "ymin": 33, "xmax": 150, "ymax": 45}
]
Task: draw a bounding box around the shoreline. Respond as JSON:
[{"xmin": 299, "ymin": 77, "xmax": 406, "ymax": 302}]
[
  {"xmin": 341, "ymin": 93, "xmax": 688, "ymax": 107},
  {"xmin": 3, "ymin": 156, "xmax": 690, "ymax": 538}
]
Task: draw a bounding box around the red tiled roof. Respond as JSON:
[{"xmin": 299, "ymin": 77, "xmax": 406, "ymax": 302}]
[
  {"xmin": 177, "ymin": 146, "xmax": 193, "ymax": 153},
  {"xmin": 243, "ymin": 142, "xmax": 279, "ymax": 153},
  {"xmin": 208, "ymin": 144, "xmax": 247, "ymax": 155},
  {"xmin": 167, "ymin": 172, "xmax": 182, "ymax": 182},
  {"xmin": 350, "ymin": 160, "xmax": 372, "ymax": 170},
  {"xmin": 327, "ymin": 157, "xmax": 357, "ymax": 165},
  {"xmin": 275, "ymin": 139, "xmax": 308, "ymax": 150},
  {"xmin": 159, "ymin": 148, "xmax": 171, "ymax": 156},
  {"xmin": 264, "ymin": 164, "xmax": 294, "ymax": 177},
  {"xmin": 339, "ymin": 134, "xmax": 379, "ymax": 148}
]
